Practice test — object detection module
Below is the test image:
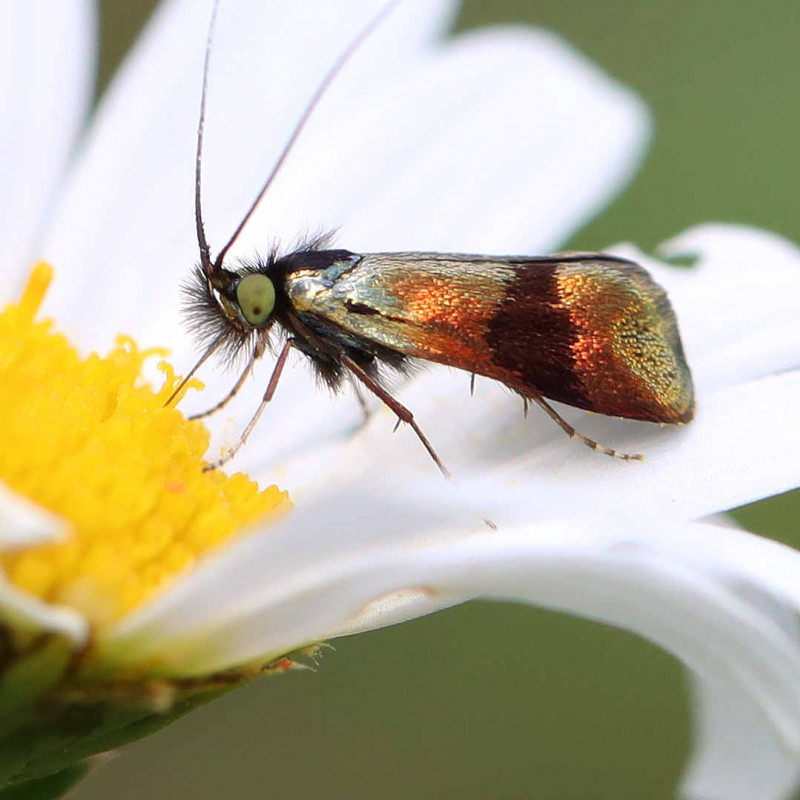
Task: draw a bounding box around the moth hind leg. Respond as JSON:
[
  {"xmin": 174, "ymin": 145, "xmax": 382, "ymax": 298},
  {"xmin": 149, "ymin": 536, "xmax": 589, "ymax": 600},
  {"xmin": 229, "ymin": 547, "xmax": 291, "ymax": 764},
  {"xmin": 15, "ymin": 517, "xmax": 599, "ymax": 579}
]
[{"xmin": 529, "ymin": 394, "xmax": 644, "ymax": 461}]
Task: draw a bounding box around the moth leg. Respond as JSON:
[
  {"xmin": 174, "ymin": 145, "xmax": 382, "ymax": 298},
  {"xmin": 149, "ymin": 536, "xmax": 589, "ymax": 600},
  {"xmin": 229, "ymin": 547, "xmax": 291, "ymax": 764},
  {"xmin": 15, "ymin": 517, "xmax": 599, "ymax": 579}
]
[
  {"xmin": 164, "ymin": 333, "xmax": 225, "ymax": 408},
  {"xmin": 203, "ymin": 339, "xmax": 296, "ymax": 471},
  {"xmin": 347, "ymin": 372, "xmax": 372, "ymax": 423},
  {"xmin": 341, "ymin": 354, "xmax": 450, "ymax": 478},
  {"xmin": 529, "ymin": 394, "xmax": 644, "ymax": 461},
  {"xmin": 190, "ymin": 351, "xmax": 256, "ymax": 421}
]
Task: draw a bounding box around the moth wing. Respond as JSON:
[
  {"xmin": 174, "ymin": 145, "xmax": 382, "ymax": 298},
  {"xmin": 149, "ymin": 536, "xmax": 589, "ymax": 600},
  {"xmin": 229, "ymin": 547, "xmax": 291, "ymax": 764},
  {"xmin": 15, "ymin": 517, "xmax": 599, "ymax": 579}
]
[{"xmin": 287, "ymin": 252, "xmax": 694, "ymax": 423}]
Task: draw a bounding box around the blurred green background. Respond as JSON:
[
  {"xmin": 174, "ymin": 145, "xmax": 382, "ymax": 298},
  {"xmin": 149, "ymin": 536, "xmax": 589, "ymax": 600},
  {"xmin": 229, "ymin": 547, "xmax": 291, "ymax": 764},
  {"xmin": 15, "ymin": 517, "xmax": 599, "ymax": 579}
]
[{"xmin": 73, "ymin": 1, "xmax": 799, "ymax": 798}]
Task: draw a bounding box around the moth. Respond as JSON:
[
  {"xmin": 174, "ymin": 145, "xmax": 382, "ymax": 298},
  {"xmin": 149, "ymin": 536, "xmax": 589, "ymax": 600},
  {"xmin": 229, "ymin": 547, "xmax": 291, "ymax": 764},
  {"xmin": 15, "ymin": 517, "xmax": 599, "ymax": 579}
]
[{"xmin": 171, "ymin": 2, "xmax": 694, "ymax": 476}]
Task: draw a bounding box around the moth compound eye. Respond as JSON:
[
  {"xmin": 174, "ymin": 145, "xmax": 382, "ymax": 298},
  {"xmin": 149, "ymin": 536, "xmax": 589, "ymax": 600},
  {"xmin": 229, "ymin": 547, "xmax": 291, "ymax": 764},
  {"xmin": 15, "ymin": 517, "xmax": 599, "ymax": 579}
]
[{"xmin": 236, "ymin": 274, "xmax": 276, "ymax": 326}]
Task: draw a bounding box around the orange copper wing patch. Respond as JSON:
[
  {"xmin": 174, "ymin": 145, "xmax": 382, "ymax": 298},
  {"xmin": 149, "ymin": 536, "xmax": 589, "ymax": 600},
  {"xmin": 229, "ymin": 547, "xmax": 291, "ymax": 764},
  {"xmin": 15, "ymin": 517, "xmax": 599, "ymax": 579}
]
[{"xmin": 556, "ymin": 263, "xmax": 694, "ymax": 422}]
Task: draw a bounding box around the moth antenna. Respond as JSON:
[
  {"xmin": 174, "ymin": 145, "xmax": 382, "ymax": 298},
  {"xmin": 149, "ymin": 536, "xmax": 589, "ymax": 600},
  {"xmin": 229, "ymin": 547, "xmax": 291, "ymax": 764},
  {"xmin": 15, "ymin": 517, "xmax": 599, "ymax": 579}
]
[
  {"xmin": 213, "ymin": 0, "xmax": 401, "ymax": 272},
  {"xmin": 195, "ymin": 0, "xmax": 220, "ymax": 278}
]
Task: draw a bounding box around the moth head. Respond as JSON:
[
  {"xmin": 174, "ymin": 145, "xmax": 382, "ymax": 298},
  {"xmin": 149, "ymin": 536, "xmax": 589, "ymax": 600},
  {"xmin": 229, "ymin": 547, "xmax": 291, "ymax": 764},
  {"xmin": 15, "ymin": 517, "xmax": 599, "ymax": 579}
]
[{"xmin": 183, "ymin": 259, "xmax": 278, "ymax": 368}]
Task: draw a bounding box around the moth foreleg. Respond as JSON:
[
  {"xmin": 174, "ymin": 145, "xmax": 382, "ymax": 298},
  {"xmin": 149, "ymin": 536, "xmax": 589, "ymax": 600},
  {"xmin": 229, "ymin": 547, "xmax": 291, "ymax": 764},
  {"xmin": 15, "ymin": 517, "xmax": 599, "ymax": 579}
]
[
  {"xmin": 190, "ymin": 352, "xmax": 256, "ymax": 421},
  {"xmin": 341, "ymin": 354, "xmax": 449, "ymax": 478},
  {"xmin": 203, "ymin": 338, "xmax": 296, "ymax": 471}
]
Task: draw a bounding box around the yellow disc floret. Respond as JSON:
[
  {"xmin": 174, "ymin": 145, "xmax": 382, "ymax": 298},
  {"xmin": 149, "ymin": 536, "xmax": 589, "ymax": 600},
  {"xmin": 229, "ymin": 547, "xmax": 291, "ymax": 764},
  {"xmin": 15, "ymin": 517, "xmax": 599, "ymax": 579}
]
[{"xmin": 0, "ymin": 263, "xmax": 290, "ymax": 628}]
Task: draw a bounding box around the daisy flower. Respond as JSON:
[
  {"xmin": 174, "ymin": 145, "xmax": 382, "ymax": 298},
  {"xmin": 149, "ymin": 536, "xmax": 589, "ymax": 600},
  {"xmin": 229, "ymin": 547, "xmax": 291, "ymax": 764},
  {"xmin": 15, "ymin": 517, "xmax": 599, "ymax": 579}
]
[{"xmin": 1, "ymin": 1, "xmax": 799, "ymax": 799}]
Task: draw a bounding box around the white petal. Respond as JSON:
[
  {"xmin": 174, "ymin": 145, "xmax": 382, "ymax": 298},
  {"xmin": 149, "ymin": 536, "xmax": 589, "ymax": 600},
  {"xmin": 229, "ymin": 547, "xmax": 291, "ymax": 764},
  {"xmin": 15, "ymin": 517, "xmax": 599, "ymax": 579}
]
[
  {"xmin": 333, "ymin": 587, "xmax": 456, "ymax": 636},
  {"xmin": 39, "ymin": 0, "xmax": 646, "ymax": 400},
  {"xmin": 680, "ymin": 672, "xmax": 800, "ymax": 800},
  {"xmin": 250, "ymin": 354, "xmax": 798, "ymax": 528},
  {"xmin": 236, "ymin": 26, "xmax": 648, "ymax": 257},
  {"xmin": 0, "ymin": 483, "xmax": 86, "ymax": 644},
  {"xmin": 38, "ymin": 0, "xmax": 458, "ymax": 349},
  {"xmin": 101, "ymin": 487, "xmax": 483, "ymax": 673},
  {"xmin": 0, "ymin": 572, "xmax": 87, "ymax": 646},
  {"xmin": 377, "ymin": 525, "xmax": 800, "ymax": 785},
  {"xmin": 0, "ymin": 480, "xmax": 67, "ymax": 549},
  {"xmin": 103, "ymin": 505, "xmax": 800, "ymax": 781},
  {"xmin": 0, "ymin": 0, "xmax": 95, "ymax": 290},
  {"xmin": 468, "ymin": 368, "xmax": 800, "ymax": 521}
]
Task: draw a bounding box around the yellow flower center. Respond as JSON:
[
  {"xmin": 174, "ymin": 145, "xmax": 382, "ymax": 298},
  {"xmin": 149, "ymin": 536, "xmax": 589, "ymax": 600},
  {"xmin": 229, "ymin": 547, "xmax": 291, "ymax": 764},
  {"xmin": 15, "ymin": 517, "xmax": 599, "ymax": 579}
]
[{"xmin": 0, "ymin": 263, "xmax": 290, "ymax": 629}]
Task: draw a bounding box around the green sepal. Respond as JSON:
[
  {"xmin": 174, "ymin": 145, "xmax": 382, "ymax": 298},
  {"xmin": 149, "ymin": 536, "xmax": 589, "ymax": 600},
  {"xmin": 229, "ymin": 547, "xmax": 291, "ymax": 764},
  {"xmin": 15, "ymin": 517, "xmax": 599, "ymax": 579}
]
[
  {"xmin": 0, "ymin": 636, "xmax": 74, "ymax": 719},
  {"xmin": 0, "ymin": 652, "xmax": 311, "ymax": 788},
  {"xmin": 0, "ymin": 680, "xmax": 230, "ymax": 786},
  {"xmin": 0, "ymin": 762, "xmax": 89, "ymax": 800}
]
